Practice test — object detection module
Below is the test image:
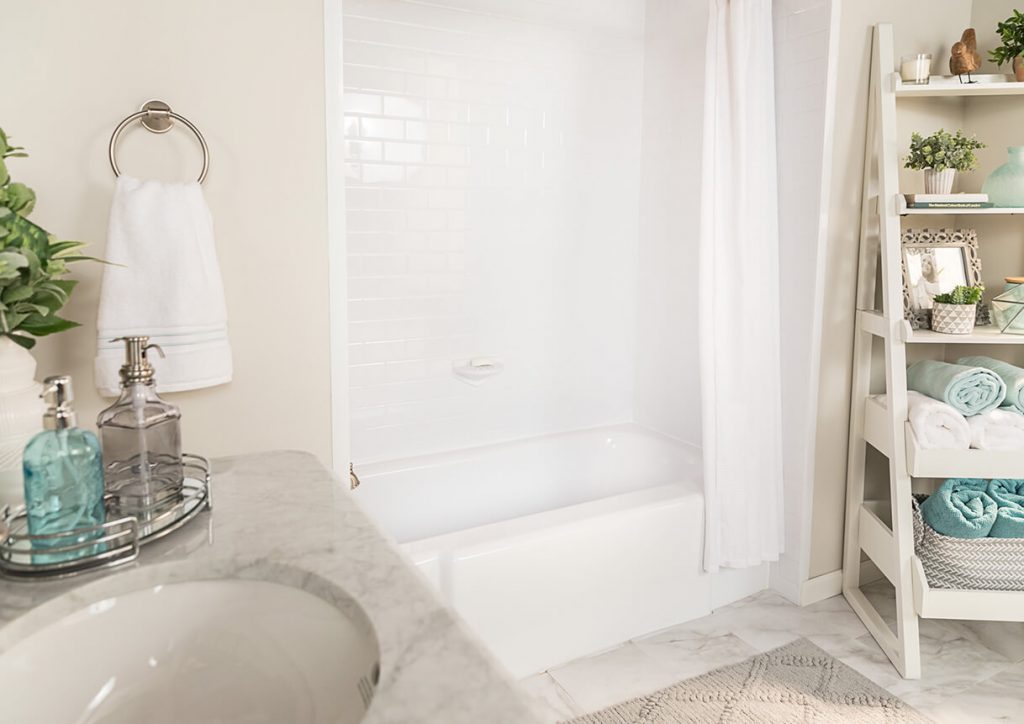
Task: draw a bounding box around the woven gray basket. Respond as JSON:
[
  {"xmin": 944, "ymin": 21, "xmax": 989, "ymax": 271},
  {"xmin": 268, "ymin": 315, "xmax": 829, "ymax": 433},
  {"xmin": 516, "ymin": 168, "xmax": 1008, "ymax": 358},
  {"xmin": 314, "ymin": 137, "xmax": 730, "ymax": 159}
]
[{"xmin": 912, "ymin": 495, "xmax": 1024, "ymax": 591}]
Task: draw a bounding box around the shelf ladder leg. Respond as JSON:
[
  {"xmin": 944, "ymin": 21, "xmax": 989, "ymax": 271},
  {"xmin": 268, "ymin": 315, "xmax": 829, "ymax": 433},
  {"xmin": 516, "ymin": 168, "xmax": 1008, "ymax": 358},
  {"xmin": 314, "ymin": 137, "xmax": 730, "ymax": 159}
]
[{"xmin": 842, "ymin": 22, "xmax": 921, "ymax": 680}]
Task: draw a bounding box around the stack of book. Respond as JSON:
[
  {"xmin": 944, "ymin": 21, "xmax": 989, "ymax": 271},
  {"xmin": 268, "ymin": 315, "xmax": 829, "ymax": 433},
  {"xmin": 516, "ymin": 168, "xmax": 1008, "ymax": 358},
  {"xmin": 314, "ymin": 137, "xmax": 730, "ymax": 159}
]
[{"xmin": 904, "ymin": 193, "xmax": 993, "ymax": 209}]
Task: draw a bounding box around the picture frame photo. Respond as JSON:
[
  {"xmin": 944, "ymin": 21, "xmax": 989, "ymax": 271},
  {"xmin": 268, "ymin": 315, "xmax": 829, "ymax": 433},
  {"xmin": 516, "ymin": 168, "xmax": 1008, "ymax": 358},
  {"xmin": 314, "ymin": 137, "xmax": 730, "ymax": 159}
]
[{"xmin": 900, "ymin": 228, "xmax": 983, "ymax": 329}]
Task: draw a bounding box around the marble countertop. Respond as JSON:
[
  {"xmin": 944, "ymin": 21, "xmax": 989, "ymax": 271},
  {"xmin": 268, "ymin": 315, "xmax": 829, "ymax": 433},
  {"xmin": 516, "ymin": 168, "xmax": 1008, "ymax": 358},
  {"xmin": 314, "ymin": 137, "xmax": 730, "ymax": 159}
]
[{"xmin": 0, "ymin": 451, "xmax": 544, "ymax": 724}]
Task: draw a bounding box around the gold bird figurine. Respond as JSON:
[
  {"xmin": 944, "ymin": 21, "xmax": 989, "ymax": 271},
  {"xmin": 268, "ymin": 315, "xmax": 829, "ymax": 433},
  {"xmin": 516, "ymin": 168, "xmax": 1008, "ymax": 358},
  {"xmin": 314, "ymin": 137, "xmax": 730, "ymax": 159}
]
[{"xmin": 951, "ymin": 28, "xmax": 981, "ymax": 84}]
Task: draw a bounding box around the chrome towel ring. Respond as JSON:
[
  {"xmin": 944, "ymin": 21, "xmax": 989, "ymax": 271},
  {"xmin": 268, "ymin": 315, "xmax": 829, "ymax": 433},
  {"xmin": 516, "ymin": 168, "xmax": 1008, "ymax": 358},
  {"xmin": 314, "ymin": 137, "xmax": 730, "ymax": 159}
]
[{"xmin": 108, "ymin": 100, "xmax": 210, "ymax": 183}]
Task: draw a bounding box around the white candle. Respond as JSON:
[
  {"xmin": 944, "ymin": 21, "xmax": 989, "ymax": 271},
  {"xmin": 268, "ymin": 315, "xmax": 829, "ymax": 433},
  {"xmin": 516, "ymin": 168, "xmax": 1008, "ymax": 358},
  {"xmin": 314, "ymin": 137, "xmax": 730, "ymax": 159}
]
[{"xmin": 900, "ymin": 54, "xmax": 932, "ymax": 84}]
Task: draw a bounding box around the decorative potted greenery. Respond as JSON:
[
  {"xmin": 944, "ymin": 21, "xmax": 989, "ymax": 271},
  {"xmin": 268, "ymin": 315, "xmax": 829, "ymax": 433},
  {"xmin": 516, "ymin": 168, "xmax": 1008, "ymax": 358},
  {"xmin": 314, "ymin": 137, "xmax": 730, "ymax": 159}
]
[
  {"xmin": 0, "ymin": 126, "xmax": 98, "ymax": 507},
  {"xmin": 905, "ymin": 129, "xmax": 985, "ymax": 194},
  {"xmin": 990, "ymin": 9, "xmax": 1024, "ymax": 81},
  {"xmin": 931, "ymin": 284, "xmax": 984, "ymax": 335}
]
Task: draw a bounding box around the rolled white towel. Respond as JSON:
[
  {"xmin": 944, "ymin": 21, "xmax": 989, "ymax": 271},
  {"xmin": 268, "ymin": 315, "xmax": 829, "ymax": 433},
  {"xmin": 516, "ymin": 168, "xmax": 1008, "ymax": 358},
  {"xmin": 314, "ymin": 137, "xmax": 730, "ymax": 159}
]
[
  {"xmin": 878, "ymin": 391, "xmax": 970, "ymax": 449},
  {"xmin": 967, "ymin": 408, "xmax": 1024, "ymax": 450}
]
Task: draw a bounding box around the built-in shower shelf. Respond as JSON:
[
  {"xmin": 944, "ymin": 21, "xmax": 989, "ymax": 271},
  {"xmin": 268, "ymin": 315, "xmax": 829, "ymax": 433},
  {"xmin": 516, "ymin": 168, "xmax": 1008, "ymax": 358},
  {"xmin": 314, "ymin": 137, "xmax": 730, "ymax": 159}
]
[{"xmin": 452, "ymin": 358, "xmax": 504, "ymax": 385}]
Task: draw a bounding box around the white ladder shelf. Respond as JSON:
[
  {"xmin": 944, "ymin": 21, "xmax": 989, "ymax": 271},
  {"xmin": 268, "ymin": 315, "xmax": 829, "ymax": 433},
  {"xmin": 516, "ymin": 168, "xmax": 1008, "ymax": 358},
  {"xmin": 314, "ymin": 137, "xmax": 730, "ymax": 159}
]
[{"xmin": 842, "ymin": 23, "xmax": 1024, "ymax": 680}]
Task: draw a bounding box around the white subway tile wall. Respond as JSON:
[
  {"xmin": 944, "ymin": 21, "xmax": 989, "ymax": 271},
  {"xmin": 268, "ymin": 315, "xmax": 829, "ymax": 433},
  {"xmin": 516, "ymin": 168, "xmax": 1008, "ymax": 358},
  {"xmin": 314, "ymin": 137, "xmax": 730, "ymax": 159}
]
[
  {"xmin": 342, "ymin": 0, "xmax": 646, "ymax": 462},
  {"xmin": 631, "ymin": 0, "xmax": 707, "ymax": 444}
]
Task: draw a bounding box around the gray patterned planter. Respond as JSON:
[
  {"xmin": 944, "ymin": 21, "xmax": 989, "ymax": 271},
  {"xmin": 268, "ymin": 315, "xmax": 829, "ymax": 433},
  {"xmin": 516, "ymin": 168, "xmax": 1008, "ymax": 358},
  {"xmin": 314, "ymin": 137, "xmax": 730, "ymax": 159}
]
[{"xmin": 931, "ymin": 302, "xmax": 976, "ymax": 334}]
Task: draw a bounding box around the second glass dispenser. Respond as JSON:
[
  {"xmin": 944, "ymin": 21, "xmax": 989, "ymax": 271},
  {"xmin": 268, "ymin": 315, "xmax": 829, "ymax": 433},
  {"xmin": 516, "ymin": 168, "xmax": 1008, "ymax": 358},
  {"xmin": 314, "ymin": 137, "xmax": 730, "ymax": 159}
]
[{"xmin": 97, "ymin": 336, "xmax": 183, "ymax": 519}]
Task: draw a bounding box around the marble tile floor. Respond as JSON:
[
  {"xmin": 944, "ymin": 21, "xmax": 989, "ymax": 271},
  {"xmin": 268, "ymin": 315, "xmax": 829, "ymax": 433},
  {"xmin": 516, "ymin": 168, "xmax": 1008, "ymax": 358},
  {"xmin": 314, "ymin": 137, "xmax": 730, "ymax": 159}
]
[{"xmin": 520, "ymin": 581, "xmax": 1024, "ymax": 723}]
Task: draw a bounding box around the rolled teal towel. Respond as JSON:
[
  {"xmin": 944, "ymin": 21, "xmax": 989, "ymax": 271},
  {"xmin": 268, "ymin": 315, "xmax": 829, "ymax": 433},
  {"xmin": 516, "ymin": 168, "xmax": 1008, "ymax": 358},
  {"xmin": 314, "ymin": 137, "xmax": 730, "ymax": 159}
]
[
  {"xmin": 906, "ymin": 360, "xmax": 1006, "ymax": 416},
  {"xmin": 919, "ymin": 479, "xmax": 997, "ymax": 538},
  {"xmin": 957, "ymin": 356, "xmax": 1024, "ymax": 414},
  {"xmin": 987, "ymin": 479, "xmax": 1024, "ymax": 538},
  {"xmin": 991, "ymin": 507, "xmax": 1024, "ymax": 538}
]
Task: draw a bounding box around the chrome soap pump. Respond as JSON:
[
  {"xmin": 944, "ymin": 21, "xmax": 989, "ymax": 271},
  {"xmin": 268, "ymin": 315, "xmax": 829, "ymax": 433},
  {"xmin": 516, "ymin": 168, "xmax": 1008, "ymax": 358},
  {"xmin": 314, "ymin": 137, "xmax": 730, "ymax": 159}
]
[{"xmin": 97, "ymin": 337, "xmax": 183, "ymax": 518}]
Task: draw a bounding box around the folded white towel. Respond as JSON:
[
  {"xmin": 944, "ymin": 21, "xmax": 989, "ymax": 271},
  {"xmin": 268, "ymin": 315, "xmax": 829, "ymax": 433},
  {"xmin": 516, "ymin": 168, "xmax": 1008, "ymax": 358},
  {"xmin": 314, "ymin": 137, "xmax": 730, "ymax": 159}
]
[
  {"xmin": 95, "ymin": 176, "xmax": 231, "ymax": 396},
  {"xmin": 967, "ymin": 408, "xmax": 1024, "ymax": 450},
  {"xmin": 879, "ymin": 391, "xmax": 970, "ymax": 449}
]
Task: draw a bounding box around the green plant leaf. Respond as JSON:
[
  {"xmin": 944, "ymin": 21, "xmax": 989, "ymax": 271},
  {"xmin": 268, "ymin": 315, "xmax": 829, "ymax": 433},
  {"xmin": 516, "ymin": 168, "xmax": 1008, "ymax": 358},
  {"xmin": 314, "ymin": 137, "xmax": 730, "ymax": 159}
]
[
  {"xmin": 4, "ymin": 183, "xmax": 35, "ymax": 216},
  {"xmin": 19, "ymin": 248, "xmax": 40, "ymax": 279},
  {"xmin": 32, "ymin": 279, "xmax": 77, "ymax": 310},
  {"xmin": 0, "ymin": 250, "xmax": 28, "ymax": 282},
  {"xmin": 933, "ymin": 284, "xmax": 984, "ymax": 305},
  {"xmin": 47, "ymin": 279, "xmax": 78, "ymax": 295},
  {"xmin": 29, "ymin": 284, "xmax": 73, "ymax": 312},
  {"xmin": 18, "ymin": 315, "xmax": 80, "ymax": 336},
  {"xmin": 56, "ymin": 254, "xmax": 111, "ymax": 264},
  {"xmin": 0, "ymin": 125, "xmax": 98, "ymax": 342},
  {"xmin": 905, "ymin": 128, "xmax": 984, "ymax": 172},
  {"xmin": 47, "ymin": 240, "xmax": 86, "ymax": 256},
  {"xmin": 2, "ymin": 311, "xmax": 28, "ymax": 330},
  {"xmin": 5, "ymin": 333, "xmax": 36, "ymax": 350},
  {"xmin": 5, "ymin": 215, "xmax": 50, "ymax": 262},
  {"xmin": 1, "ymin": 285, "xmax": 33, "ymax": 303},
  {"xmin": 13, "ymin": 302, "xmax": 52, "ymax": 317}
]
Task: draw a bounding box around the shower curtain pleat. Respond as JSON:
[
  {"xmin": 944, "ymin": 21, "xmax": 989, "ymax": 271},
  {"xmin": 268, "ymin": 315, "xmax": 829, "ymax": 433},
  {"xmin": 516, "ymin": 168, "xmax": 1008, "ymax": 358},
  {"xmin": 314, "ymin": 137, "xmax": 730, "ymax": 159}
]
[{"xmin": 699, "ymin": 0, "xmax": 784, "ymax": 572}]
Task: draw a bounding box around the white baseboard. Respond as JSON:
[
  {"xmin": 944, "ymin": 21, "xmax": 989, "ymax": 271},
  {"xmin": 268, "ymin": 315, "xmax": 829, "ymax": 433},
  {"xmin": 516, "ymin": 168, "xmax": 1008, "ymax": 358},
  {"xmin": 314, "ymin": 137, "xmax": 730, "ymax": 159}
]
[
  {"xmin": 799, "ymin": 561, "xmax": 885, "ymax": 606},
  {"xmin": 799, "ymin": 569, "xmax": 842, "ymax": 606}
]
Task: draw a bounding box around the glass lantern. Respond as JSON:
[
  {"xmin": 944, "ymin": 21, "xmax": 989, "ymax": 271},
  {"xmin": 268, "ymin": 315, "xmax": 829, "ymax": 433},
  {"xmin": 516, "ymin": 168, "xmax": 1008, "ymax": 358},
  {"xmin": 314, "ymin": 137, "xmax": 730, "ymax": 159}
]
[{"xmin": 991, "ymin": 278, "xmax": 1024, "ymax": 334}]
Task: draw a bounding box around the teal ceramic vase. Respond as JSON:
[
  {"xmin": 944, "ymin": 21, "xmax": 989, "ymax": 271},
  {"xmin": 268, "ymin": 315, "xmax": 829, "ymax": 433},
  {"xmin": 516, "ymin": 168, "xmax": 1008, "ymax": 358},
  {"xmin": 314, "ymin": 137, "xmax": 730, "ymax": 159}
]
[{"xmin": 982, "ymin": 146, "xmax": 1024, "ymax": 207}]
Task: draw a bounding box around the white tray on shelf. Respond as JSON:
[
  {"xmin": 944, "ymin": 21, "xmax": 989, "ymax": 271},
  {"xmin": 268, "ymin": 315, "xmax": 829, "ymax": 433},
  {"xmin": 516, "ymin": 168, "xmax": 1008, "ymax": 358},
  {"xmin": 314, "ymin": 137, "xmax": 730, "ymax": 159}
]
[
  {"xmin": 863, "ymin": 397, "xmax": 1024, "ymax": 479},
  {"xmin": 912, "ymin": 556, "xmax": 1024, "ymax": 621}
]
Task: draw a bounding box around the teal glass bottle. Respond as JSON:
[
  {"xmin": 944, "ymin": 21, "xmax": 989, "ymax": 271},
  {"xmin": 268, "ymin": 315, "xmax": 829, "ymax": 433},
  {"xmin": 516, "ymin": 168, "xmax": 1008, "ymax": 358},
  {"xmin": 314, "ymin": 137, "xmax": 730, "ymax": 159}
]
[
  {"xmin": 22, "ymin": 376, "xmax": 106, "ymax": 563},
  {"xmin": 982, "ymin": 146, "xmax": 1024, "ymax": 207}
]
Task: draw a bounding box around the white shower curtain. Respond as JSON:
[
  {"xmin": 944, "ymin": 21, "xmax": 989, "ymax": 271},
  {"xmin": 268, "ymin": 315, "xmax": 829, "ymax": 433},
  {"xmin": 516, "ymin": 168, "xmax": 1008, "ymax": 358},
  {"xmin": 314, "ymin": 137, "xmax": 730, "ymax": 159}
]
[{"xmin": 699, "ymin": 0, "xmax": 784, "ymax": 572}]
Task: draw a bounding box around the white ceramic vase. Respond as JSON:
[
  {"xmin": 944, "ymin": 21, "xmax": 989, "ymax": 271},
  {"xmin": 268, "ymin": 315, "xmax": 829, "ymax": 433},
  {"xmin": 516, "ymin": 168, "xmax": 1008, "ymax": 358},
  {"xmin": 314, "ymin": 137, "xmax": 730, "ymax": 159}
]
[
  {"xmin": 923, "ymin": 168, "xmax": 955, "ymax": 194},
  {"xmin": 0, "ymin": 337, "xmax": 44, "ymax": 509}
]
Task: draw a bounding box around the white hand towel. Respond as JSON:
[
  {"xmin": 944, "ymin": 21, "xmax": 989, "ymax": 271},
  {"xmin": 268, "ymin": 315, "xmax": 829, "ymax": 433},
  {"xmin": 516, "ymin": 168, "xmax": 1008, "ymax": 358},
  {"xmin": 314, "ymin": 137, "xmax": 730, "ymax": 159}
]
[
  {"xmin": 967, "ymin": 408, "xmax": 1024, "ymax": 450},
  {"xmin": 878, "ymin": 391, "xmax": 970, "ymax": 449},
  {"xmin": 95, "ymin": 176, "xmax": 231, "ymax": 396}
]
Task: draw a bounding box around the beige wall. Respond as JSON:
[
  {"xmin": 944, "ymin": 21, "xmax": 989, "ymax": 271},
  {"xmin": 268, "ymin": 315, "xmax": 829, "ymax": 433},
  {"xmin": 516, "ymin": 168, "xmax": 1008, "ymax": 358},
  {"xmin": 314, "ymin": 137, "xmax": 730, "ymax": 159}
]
[
  {"xmin": 5, "ymin": 1, "xmax": 335, "ymax": 466},
  {"xmin": 961, "ymin": 0, "xmax": 1024, "ymax": 370},
  {"xmin": 809, "ymin": 0, "xmax": 974, "ymax": 577},
  {"xmin": 972, "ymin": 2, "xmax": 1019, "ymax": 74}
]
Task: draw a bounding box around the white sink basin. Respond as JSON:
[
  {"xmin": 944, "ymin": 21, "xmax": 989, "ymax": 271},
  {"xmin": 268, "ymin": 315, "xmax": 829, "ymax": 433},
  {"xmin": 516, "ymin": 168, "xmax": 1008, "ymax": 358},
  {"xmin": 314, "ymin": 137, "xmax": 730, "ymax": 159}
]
[{"xmin": 0, "ymin": 579, "xmax": 380, "ymax": 724}]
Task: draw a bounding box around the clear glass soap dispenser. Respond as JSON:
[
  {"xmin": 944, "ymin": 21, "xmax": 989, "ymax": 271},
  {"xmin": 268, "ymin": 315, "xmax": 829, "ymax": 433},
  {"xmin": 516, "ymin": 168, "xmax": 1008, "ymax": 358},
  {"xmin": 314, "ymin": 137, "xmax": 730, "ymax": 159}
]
[
  {"xmin": 97, "ymin": 336, "xmax": 183, "ymax": 519},
  {"xmin": 22, "ymin": 376, "xmax": 106, "ymax": 562}
]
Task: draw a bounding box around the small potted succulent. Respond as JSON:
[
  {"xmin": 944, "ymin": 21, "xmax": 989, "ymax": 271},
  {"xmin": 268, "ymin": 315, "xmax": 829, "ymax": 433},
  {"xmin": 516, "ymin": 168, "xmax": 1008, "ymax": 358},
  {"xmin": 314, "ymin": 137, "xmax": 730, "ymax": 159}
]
[
  {"xmin": 990, "ymin": 9, "xmax": 1024, "ymax": 81},
  {"xmin": 931, "ymin": 284, "xmax": 984, "ymax": 335},
  {"xmin": 905, "ymin": 129, "xmax": 985, "ymax": 194}
]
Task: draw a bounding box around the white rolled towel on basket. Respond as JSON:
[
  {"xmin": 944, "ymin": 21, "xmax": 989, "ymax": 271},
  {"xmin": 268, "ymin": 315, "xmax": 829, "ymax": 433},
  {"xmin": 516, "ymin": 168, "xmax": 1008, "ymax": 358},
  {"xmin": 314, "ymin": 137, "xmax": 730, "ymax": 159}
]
[
  {"xmin": 967, "ymin": 408, "xmax": 1024, "ymax": 450},
  {"xmin": 878, "ymin": 391, "xmax": 970, "ymax": 450}
]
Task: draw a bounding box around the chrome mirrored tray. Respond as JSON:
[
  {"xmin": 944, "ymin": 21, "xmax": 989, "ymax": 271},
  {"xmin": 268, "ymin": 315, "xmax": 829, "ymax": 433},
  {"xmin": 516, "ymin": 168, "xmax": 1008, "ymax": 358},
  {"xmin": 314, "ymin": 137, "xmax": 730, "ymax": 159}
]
[{"xmin": 0, "ymin": 454, "xmax": 211, "ymax": 580}]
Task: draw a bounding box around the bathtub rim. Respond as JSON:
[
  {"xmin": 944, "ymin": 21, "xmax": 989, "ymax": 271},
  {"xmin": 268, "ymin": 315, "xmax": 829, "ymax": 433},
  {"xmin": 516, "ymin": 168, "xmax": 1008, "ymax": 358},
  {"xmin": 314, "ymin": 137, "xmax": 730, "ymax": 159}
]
[
  {"xmin": 354, "ymin": 421, "xmax": 698, "ymax": 475},
  {"xmin": 402, "ymin": 479, "xmax": 701, "ymax": 560}
]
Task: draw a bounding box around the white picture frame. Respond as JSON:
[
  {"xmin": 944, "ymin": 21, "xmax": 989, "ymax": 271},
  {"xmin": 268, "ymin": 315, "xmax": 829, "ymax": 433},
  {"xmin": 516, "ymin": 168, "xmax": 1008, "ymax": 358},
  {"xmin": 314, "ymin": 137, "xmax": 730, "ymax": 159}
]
[{"xmin": 901, "ymin": 228, "xmax": 982, "ymax": 328}]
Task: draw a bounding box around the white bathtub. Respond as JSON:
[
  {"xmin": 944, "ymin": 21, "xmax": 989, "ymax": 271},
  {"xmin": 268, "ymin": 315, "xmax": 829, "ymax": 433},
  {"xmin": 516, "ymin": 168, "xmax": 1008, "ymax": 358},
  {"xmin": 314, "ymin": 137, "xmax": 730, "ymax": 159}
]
[{"xmin": 354, "ymin": 424, "xmax": 762, "ymax": 676}]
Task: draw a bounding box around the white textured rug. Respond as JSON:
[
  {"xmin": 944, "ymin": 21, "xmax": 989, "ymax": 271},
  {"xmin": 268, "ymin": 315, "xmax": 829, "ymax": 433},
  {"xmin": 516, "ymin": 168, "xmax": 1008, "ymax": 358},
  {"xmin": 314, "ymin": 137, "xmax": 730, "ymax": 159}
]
[{"xmin": 564, "ymin": 638, "xmax": 932, "ymax": 723}]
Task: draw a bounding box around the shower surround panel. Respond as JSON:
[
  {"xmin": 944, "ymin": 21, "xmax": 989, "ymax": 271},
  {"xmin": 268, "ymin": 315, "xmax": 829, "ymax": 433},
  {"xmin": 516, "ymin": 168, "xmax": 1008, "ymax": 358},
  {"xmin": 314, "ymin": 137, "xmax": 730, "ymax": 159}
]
[{"xmin": 342, "ymin": 0, "xmax": 646, "ymax": 461}]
